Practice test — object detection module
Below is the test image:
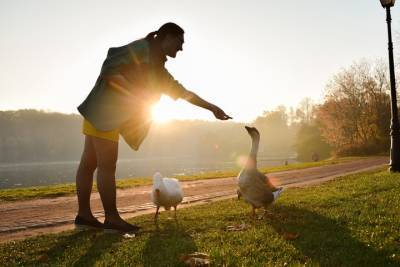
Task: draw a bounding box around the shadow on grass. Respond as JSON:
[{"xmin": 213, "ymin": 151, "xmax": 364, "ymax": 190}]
[
  {"xmin": 44, "ymin": 230, "xmax": 123, "ymax": 266},
  {"xmin": 268, "ymin": 205, "xmax": 398, "ymax": 266},
  {"xmin": 142, "ymin": 221, "xmax": 197, "ymax": 267}
]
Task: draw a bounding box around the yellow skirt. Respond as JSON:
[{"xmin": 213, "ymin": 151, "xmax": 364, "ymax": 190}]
[{"xmin": 82, "ymin": 119, "xmax": 119, "ymax": 142}]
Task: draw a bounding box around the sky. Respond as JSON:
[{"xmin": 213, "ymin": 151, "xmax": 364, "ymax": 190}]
[{"xmin": 1, "ymin": 0, "xmax": 400, "ymax": 122}]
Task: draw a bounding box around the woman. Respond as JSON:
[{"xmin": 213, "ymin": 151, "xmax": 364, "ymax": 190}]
[{"xmin": 75, "ymin": 22, "xmax": 232, "ymax": 233}]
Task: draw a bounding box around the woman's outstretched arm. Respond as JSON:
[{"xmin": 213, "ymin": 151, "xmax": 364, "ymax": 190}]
[{"xmin": 182, "ymin": 90, "xmax": 232, "ymax": 120}]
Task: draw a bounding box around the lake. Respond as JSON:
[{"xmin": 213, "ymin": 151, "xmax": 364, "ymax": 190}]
[{"xmin": 0, "ymin": 156, "xmax": 296, "ymax": 189}]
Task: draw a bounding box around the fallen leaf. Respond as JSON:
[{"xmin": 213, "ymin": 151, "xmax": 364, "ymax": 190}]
[
  {"xmin": 226, "ymin": 223, "xmax": 249, "ymax": 231},
  {"xmin": 37, "ymin": 254, "xmax": 49, "ymax": 263},
  {"xmin": 283, "ymin": 232, "xmax": 300, "ymax": 240},
  {"xmin": 180, "ymin": 252, "xmax": 210, "ymax": 266}
]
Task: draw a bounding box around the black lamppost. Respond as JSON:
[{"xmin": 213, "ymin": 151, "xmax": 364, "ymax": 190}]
[{"xmin": 380, "ymin": 0, "xmax": 400, "ymax": 172}]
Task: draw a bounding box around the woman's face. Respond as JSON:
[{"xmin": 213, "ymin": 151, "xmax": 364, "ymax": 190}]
[{"xmin": 162, "ymin": 33, "xmax": 184, "ymax": 58}]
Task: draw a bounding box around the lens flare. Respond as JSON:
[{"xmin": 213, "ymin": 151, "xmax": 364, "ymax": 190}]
[
  {"xmin": 151, "ymin": 101, "xmax": 172, "ymax": 123},
  {"xmin": 267, "ymin": 175, "xmax": 281, "ymax": 186},
  {"xmin": 236, "ymin": 155, "xmax": 248, "ymax": 168}
]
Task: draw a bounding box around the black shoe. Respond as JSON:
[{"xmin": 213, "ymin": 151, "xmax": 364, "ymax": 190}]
[
  {"xmin": 103, "ymin": 220, "xmax": 141, "ymax": 234},
  {"xmin": 74, "ymin": 215, "xmax": 103, "ymax": 231}
]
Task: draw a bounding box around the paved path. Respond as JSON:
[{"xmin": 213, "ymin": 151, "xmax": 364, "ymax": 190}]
[{"xmin": 0, "ymin": 157, "xmax": 388, "ymax": 243}]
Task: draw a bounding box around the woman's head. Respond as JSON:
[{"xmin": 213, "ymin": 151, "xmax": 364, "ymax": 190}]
[{"xmin": 146, "ymin": 22, "xmax": 185, "ymax": 58}]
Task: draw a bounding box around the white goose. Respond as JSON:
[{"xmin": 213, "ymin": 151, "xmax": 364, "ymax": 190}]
[
  {"xmin": 151, "ymin": 172, "xmax": 183, "ymax": 222},
  {"xmin": 237, "ymin": 126, "xmax": 283, "ymax": 217}
]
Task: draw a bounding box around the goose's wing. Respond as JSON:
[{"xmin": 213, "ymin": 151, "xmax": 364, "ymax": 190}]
[
  {"xmin": 163, "ymin": 178, "xmax": 183, "ymax": 200},
  {"xmin": 238, "ymin": 170, "xmax": 273, "ymax": 207},
  {"xmin": 238, "ymin": 168, "xmax": 259, "ymax": 188},
  {"xmin": 163, "ymin": 178, "xmax": 181, "ymax": 190}
]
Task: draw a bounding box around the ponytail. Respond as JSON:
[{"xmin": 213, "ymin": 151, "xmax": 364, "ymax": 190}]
[
  {"xmin": 145, "ymin": 30, "xmax": 158, "ymax": 41},
  {"xmin": 145, "ymin": 22, "xmax": 184, "ymax": 42}
]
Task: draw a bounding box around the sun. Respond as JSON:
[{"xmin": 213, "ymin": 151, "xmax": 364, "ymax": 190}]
[
  {"xmin": 151, "ymin": 97, "xmax": 176, "ymax": 123},
  {"xmin": 151, "ymin": 95, "xmax": 211, "ymax": 122}
]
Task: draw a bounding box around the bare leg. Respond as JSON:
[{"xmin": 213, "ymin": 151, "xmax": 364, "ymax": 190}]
[
  {"xmin": 76, "ymin": 136, "xmax": 98, "ymax": 220},
  {"xmin": 173, "ymin": 206, "xmax": 177, "ymax": 219},
  {"xmin": 251, "ymin": 206, "xmax": 256, "ymax": 218},
  {"xmin": 92, "ymin": 136, "xmax": 127, "ymax": 226}
]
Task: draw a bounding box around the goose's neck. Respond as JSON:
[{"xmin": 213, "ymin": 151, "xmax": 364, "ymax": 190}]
[
  {"xmin": 250, "ymin": 136, "xmax": 259, "ymax": 159},
  {"xmin": 247, "ymin": 136, "xmax": 259, "ymax": 168},
  {"xmin": 153, "ymin": 177, "xmax": 164, "ymax": 187}
]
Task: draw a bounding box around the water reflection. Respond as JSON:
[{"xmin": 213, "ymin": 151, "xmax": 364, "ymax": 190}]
[{"xmin": 0, "ymin": 156, "xmax": 296, "ymax": 189}]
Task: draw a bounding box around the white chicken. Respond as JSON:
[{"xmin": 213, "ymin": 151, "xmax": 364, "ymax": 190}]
[
  {"xmin": 237, "ymin": 126, "xmax": 283, "ymax": 217},
  {"xmin": 151, "ymin": 172, "xmax": 183, "ymax": 222}
]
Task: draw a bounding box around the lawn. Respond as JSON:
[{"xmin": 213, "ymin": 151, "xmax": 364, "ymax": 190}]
[
  {"xmin": 0, "ymin": 168, "xmax": 399, "ymax": 266},
  {"xmin": 0, "ymin": 157, "xmax": 365, "ymax": 202}
]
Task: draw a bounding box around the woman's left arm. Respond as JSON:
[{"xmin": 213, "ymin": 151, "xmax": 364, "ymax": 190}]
[
  {"xmin": 160, "ymin": 68, "xmax": 232, "ymax": 120},
  {"xmin": 182, "ymin": 90, "xmax": 232, "ymax": 120}
]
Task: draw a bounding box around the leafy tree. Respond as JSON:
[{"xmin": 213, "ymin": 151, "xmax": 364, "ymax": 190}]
[
  {"xmin": 292, "ymin": 98, "xmax": 332, "ymax": 160},
  {"xmin": 253, "ymin": 106, "xmax": 294, "ymax": 156},
  {"xmin": 295, "ymin": 122, "xmax": 331, "ymax": 161},
  {"xmin": 317, "ymin": 60, "xmax": 391, "ymax": 156}
]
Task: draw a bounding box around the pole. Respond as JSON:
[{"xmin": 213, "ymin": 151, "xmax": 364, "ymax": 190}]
[{"xmin": 385, "ymin": 6, "xmax": 400, "ymax": 172}]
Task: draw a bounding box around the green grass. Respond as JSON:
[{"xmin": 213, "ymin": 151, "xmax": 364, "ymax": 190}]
[
  {"xmin": 0, "ymin": 157, "xmax": 366, "ymax": 202},
  {"xmin": 1, "ymin": 168, "xmax": 399, "ymax": 266}
]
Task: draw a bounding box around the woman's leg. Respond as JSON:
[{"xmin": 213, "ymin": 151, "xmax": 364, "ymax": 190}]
[
  {"xmin": 92, "ymin": 136, "xmax": 141, "ymax": 233},
  {"xmin": 91, "ymin": 136, "xmax": 129, "ymax": 225},
  {"xmin": 76, "ymin": 135, "xmax": 98, "ymax": 220}
]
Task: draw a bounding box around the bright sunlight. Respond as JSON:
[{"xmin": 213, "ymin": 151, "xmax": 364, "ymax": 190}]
[
  {"xmin": 151, "ymin": 96, "xmax": 178, "ymax": 123},
  {"xmin": 151, "ymin": 95, "xmax": 225, "ymax": 123}
]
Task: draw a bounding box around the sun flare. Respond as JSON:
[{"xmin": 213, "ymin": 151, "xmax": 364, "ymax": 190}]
[
  {"xmin": 151, "ymin": 97, "xmax": 176, "ymax": 123},
  {"xmin": 151, "ymin": 96, "xmax": 214, "ymax": 123}
]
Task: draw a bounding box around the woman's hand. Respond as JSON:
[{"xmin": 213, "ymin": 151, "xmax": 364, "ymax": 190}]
[
  {"xmin": 211, "ymin": 105, "xmax": 232, "ymax": 120},
  {"xmin": 183, "ymin": 90, "xmax": 232, "ymax": 120}
]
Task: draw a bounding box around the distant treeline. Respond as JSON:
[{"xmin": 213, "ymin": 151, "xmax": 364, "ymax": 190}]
[
  {"xmin": 0, "ymin": 111, "xmax": 83, "ymax": 163},
  {"xmin": 0, "ymin": 110, "xmax": 297, "ymax": 163},
  {"xmin": 0, "ymin": 60, "xmax": 393, "ymax": 163}
]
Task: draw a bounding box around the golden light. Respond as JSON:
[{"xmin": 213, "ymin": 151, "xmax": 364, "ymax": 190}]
[
  {"xmin": 236, "ymin": 155, "xmax": 249, "ymax": 168},
  {"xmin": 151, "ymin": 97, "xmax": 176, "ymax": 123},
  {"xmin": 267, "ymin": 175, "xmax": 281, "ymax": 187},
  {"xmin": 151, "ymin": 95, "xmax": 217, "ymax": 123}
]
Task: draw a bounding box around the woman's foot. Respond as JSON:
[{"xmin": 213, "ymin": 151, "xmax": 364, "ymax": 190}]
[
  {"xmin": 74, "ymin": 215, "xmax": 103, "ymax": 230},
  {"xmin": 103, "ymin": 217, "xmax": 140, "ymax": 234}
]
